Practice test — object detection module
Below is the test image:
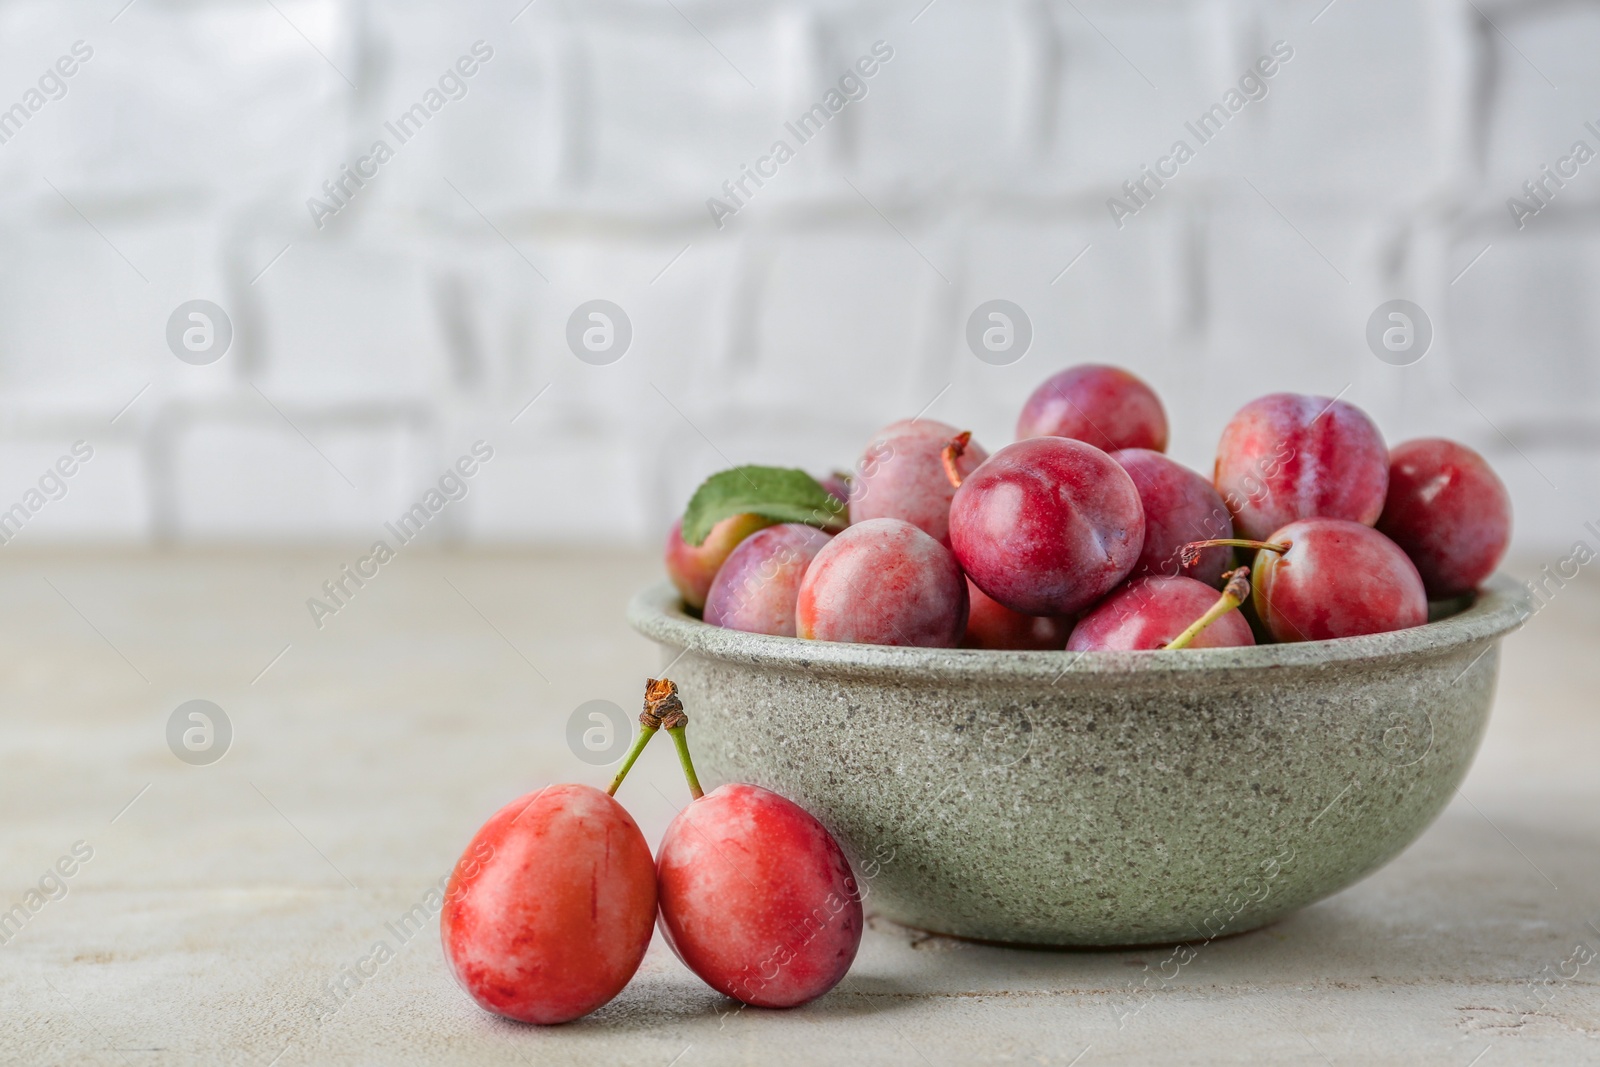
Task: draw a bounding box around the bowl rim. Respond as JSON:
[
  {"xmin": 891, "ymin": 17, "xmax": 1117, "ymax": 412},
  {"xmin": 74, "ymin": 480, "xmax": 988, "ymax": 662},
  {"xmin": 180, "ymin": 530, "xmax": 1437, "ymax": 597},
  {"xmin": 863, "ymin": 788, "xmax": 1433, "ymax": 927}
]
[{"xmin": 628, "ymin": 574, "xmax": 1527, "ymax": 681}]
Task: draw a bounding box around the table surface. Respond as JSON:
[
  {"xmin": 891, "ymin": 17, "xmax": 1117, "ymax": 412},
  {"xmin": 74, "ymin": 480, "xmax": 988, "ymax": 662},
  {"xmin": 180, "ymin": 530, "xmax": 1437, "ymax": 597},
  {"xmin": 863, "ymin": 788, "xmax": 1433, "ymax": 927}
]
[{"xmin": 3, "ymin": 549, "xmax": 1596, "ymax": 1066}]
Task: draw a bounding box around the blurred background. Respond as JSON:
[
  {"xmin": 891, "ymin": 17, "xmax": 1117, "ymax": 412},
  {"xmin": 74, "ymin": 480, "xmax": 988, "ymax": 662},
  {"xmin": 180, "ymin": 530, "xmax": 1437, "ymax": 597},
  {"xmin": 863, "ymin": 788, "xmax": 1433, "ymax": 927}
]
[{"xmin": 0, "ymin": 0, "xmax": 1594, "ymax": 552}]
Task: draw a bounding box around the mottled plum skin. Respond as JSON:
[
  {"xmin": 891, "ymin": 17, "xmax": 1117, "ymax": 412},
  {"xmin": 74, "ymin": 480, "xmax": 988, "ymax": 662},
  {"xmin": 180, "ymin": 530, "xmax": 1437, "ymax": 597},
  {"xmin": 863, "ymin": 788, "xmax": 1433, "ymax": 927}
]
[
  {"xmin": 1112, "ymin": 448, "xmax": 1234, "ymax": 587},
  {"xmin": 665, "ymin": 513, "xmax": 774, "ymax": 611},
  {"xmin": 1067, "ymin": 576, "xmax": 1255, "ymax": 651},
  {"xmin": 1252, "ymin": 518, "xmax": 1428, "ymax": 642},
  {"xmin": 657, "ymin": 783, "xmax": 862, "ymax": 1008},
  {"xmin": 796, "ymin": 518, "xmax": 967, "ymax": 647},
  {"xmin": 1377, "ymin": 438, "xmax": 1512, "ymax": 598},
  {"xmin": 849, "ymin": 418, "xmax": 989, "ymax": 547},
  {"xmin": 440, "ymin": 784, "xmax": 656, "ymax": 1025},
  {"xmin": 1015, "ymin": 364, "xmax": 1169, "ymax": 453},
  {"xmin": 949, "ymin": 437, "xmax": 1145, "ymax": 616},
  {"xmin": 704, "ymin": 524, "xmax": 833, "ymax": 637},
  {"xmin": 960, "ymin": 579, "xmax": 1074, "ymax": 651},
  {"xmin": 1214, "ymin": 393, "xmax": 1388, "ymax": 541}
]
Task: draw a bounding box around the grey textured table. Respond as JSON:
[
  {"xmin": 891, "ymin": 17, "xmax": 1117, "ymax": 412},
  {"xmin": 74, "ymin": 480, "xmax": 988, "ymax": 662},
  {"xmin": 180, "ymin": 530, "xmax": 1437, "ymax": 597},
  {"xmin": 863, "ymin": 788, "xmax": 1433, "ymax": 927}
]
[{"xmin": 3, "ymin": 550, "xmax": 1596, "ymax": 1065}]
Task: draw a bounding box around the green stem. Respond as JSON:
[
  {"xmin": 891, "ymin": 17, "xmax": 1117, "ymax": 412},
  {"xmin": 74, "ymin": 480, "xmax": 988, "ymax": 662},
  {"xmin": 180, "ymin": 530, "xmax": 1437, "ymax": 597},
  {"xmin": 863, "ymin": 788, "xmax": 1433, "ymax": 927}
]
[
  {"xmin": 667, "ymin": 724, "xmax": 704, "ymax": 800},
  {"xmin": 606, "ymin": 724, "xmax": 658, "ymax": 796},
  {"xmin": 1165, "ymin": 567, "xmax": 1252, "ymax": 651}
]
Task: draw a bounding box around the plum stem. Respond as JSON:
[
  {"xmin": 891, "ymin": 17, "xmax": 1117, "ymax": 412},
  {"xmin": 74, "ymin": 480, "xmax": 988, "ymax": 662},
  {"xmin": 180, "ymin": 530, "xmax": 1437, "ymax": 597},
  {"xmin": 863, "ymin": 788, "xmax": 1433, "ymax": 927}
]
[
  {"xmin": 1164, "ymin": 567, "xmax": 1252, "ymax": 650},
  {"xmin": 606, "ymin": 723, "xmax": 657, "ymax": 796},
  {"xmin": 635, "ymin": 677, "xmax": 704, "ymax": 799},
  {"xmin": 941, "ymin": 431, "xmax": 972, "ymax": 489},
  {"xmin": 667, "ymin": 723, "xmax": 704, "ymax": 800},
  {"xmin": 1179, "ymin": 538, "xmax": 1290, "ymax": 568},
  {"xmin": 606, "ymin": 678, "xmax": 682, "ymax": 796}
]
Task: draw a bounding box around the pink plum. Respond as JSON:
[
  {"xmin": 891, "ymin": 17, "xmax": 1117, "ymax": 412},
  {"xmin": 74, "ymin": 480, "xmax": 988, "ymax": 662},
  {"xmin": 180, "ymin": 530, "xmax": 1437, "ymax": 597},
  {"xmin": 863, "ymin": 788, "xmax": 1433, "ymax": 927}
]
[
  {"xmin": 664, "ymin": 513, "xmax": 774, "ymax": 611},
  {"xmin": 703, "ymin": 523, "xmax": 834, "ymax": 637},
  {"xmin": 849, "ymin": 418, "xmax": 989, "ymax": 547},
  {"xmin": 1112, "ymin": 448, "xmax": 1235, "ymax": 587},
  {"xmin": 960, "ymin": 580, "xmax": 1074, "ymax": 650},
  {"xmin": 949, "ymin": 437, "xmax": 1146, "ymax": 616},
  {"xmin": 1016, "ymin": 364, "xmax": 1169, "ymax": 453},
  {"xmin": 1250, "ymin": 518, "xmax": 1428, "ymax": 642},
  {"xmin": 656, "ymin": 783, "xmax": 862, "ymax": 1008},
  {"xmin": 796, "ymin": 518, "xmax": 968, "ymax": 647},
  {"xmin": 1066, "ymin": 576, "xmax": 1254, "ymax": 651},
  {"xmin": 1376, "ymin": 438, "xmax": 1512, "ymax": 598},
  {"xmin": 1213, "ymin": 393, "xmax": 1388, "ymax": 542},
  {"xmin": 440, "ymin": 784, "xmax": 656, "ymax": 1024}
]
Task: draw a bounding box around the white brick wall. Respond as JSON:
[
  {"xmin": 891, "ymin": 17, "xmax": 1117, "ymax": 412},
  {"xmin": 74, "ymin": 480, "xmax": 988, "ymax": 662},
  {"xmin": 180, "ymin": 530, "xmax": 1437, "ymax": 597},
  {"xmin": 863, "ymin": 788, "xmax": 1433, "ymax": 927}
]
[{"xmin": 0, "ymin": 0, "xmax": 1594, "ymax": 551}]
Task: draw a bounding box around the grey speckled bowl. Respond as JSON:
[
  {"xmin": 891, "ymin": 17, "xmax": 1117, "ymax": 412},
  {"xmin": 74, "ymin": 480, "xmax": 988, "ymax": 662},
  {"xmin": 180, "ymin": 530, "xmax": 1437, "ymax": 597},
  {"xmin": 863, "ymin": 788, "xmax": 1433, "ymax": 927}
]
[{"xmin": 628, "ymin": 577, "xmax": 1526, "ymax": 947}]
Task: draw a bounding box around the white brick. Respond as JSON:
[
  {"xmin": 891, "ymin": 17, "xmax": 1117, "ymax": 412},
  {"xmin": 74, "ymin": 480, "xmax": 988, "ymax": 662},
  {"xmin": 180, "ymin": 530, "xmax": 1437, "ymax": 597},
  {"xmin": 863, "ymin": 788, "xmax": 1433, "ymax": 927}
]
[
  {"xmin": 1481, "ymin": 5, "xmax": 1600, "ymax": 192},
  {"xmin": 244, "ymin": 241, "xmax": 452, "ymax": 407},
  {"xmin": 0, "ymin": 0, "xmax": 353, "ymax": 208},
  {"xmin": 842, "ymin": 7, "xmax": 1022, "ymax": 191},
  {"xmin": 0, "ymin": 437, "xmax": 149, "ymax": 544},
  {"xmin": 349, "ymin": 2, "xmax": 565, "ymax": 215},
  {"xmin": 1443, "ymin": 227, "xmax": 1600, "ymax": 429},
  {"xmin": 743, "ymin": 228, "xmax": 952, "ymax": 422},
  {"xmin": 1042, "ymin": 0, "xmax": 1214, "ymax": 190},
  {"xmin": 1224, "ymin": 0, "xmax": 1439, "ymax": 199},
  {"xmin": 0, "ymin": 221, "xmax": 209, "ymax": 413},
  {"xmin": 379, "ymin": 1, "xmax": 798, "ymax": 214}
]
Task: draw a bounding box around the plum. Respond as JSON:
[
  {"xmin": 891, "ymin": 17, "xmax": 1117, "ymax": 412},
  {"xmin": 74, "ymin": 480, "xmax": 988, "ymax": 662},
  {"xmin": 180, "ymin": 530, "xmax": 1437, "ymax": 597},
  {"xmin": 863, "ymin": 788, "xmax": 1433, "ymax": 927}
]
[
  {"xmin": 848, "ymin": 418, "xmax": 988, "ymax": 547},
  {"xmin": 1246, "ymin": 518, "xmax": 1428, "ymax": 641},
  {"xmin": 949, "ymin": 437, "xmax": 1145, "ymax": 616},
  {"xmin": 796, "ymin": 518, "xmax": 967, "ymax": 647},
  {"xmin": 1066, "ymin": 575, "xmax": 1254, "ymax": 651},
  {"xmin": 960, "ymin": 579, "xmax": 1074, "ymax": 650},
  {"xmin": 1016, "ymin": 364, "xmax": 1169, "ymax": 453},
  {"xmin": 1213, "ymin": 393, "xmax": 1388, "ymax": 541},
  {"xmin": 656, "ymin": 783, "xmax": 862, "ymax": 1008},
  {"xmin": 703, "ymin": 523, "xmax": 833, "ymax": 637},
  {"xmin": 440, "ymin": 784, "xmax": 656, "ymax": 1024},
  {"xmin": 1112, "ymin": 448, "xmax": 1234, "ymax": 587},
  {"xmin": 664, "ymin": 513, "xmax": 774, "ymax": 611},
  {"xmin": 1376, "ymin": 438, "xmax": 1511, "ymax": 598}
]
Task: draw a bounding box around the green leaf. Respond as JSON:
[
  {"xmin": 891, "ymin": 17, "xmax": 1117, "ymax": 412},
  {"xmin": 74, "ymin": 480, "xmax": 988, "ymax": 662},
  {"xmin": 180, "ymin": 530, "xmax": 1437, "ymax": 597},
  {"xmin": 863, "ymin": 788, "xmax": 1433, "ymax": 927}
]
[{"xmin": 680, "ymin": 466, "xmax": 848, "ymax": 546}]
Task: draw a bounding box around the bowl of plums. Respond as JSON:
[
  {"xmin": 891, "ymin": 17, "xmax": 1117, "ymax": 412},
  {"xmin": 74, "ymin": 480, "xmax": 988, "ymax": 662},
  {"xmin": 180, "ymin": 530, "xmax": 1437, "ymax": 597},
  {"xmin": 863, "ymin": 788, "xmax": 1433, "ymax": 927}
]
[{"xmin": 630, "ymin": 365, "xmax": 1526, "ymax": 947}]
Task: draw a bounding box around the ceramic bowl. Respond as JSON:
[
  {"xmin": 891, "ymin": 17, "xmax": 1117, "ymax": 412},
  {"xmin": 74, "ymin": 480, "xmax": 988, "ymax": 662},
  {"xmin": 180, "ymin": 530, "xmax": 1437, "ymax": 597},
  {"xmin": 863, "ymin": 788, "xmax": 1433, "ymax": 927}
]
[{"xmin": 628, "ymin": 576, "xmax": 1525, "ymax": 946}]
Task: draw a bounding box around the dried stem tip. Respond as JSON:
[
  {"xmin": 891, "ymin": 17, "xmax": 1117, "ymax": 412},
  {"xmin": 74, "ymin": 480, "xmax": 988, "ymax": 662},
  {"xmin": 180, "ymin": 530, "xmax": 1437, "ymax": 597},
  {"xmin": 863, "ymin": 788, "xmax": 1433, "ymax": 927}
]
[
  {"xmin": 641, "ymin": 677, "xmax": 686, "ymax": 731},
  {"xmin": 1220, "ymin": 565, "xmax": 1251, "ymax": 605},
  {"xmin": 942, "ymin": 431, "xmax": 973, "ymax": 489},
  {"xmin": 607, "ymin": 679, "xmax": 678, "ymax": 797}
]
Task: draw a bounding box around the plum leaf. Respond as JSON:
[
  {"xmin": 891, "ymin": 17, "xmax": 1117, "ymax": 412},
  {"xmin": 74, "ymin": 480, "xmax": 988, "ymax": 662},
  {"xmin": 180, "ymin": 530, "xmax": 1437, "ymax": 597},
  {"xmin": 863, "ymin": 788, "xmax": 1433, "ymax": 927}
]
[{"xmin": 680, "ymin": 467, "xmax": 848, "ymax": 546}]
